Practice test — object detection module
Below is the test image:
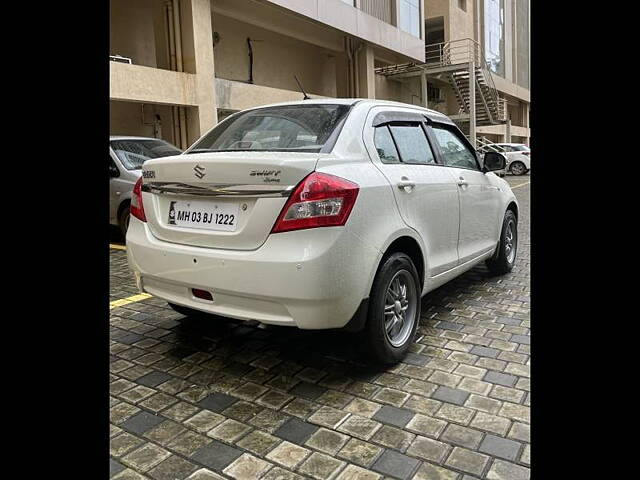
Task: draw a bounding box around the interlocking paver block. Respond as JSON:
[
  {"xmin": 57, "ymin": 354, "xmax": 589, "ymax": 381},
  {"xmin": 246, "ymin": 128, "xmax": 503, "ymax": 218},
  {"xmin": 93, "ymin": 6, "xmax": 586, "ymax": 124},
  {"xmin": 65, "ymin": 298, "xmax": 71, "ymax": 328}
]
[
  {"xmin": 371, "ymin": 449, "xmax": 420, "ymax": 480},
  {"xmin": 305, "ymin": 428, "xmax": 350, "ymax": 455},
  {"xmin": 120, "ymin": 411, "xmax": 165, "ymax": 435},
  {"xmin": 338, "ymin": 438, "xmax": 383, "ymax": 467},
  {"xmin": 484, "ymin": 371, "xmax": 518, "ymax": 387},
  {"xmin": 223, "ymin": 453, "xmax": 272, "ymax": 480},
  {"xmin": 275, "ymin": 417, "xmax": 319, "ymax": 445},
  {"xmin": 406, "ymin": 435, "xmax": 449, "ymax": 463},
  {"xmin": 412, "ymin": 462, "xmax": 460, "ymax": 480},
  {"xmin": 298, "ymin": 452, "xmax": 346, "ymax": 480},
  {"xmin": 370, "ymin": 425, "xmax": 415, "ymax": 453},
  {"xmin": 432, "ymin": 386, "xmax": 470, "ymax": 406},
  {"xmin": 486, "ymin": 459, "xmax": 530, "ymax": 480},
  {"xmin": 337, "ymin": 415, "xmax": 382, "ymax": 441},
  {"xmin": 478, "ymin": 434, "xmax": 522, "ymax": 461},
  {"xmin": 191, "ymin": 440, "xmax": 244, "ymax": 471},
  {"xmin": 444, "ymin": 447, "xmax": 490, "ymax": 476},
  {"xmin": 198, "ymin": 392, "xmax": 239, "ymax": 412},
  {"xmin": 121, "ymin": 443, "xmax": 171, "ymax": 472},
  {"xmin": 265, "ymin": 441, "xmax": 311, "ymax": 469},
  {"xmin": 185, "ymin": 468, "xmax": 226, "ymax": 480},
  {"xmin": 148, "ymin": 455, "xmax": 198, "ymax": 480},
  {"xmin": 237, "ymin": 430, "xmax": 281, "ymax": 456},
  {"xmin": 335, "ymin": 464, "xmax": 381, "ymax": 480},
  {"xmin": 440, "ymin": 424, "xmax": 484, "ymax": 449},
  {"xmin": 372, "ymin": 405, "xmax": 414, "ymax": 428}
]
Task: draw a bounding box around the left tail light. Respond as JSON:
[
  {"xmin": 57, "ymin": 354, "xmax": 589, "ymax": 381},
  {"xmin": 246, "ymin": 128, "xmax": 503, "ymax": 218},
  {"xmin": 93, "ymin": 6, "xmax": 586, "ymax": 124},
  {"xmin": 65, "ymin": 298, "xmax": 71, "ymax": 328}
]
[
  {"xmin": 131, "ymin": 177, "xmax": 146, "ymax": 222},
  {"xmin": 271, "ymin": 172, "xmax": 359, "ymax": 233}
]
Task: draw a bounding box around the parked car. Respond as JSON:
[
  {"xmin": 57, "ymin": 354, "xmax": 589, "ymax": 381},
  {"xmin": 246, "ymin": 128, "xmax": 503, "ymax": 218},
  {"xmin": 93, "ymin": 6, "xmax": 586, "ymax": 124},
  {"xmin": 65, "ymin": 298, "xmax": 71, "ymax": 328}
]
[
  {"xmin": 126, "ymin": 100, "xmax": 518, "ymax": 363},
  {"xmin": 478, "ymin": 142, "xmax": 530, "ymax": 175},
  {"xmin": 110, "ymin": 136, "xmax": 182, "ymax": 235}
]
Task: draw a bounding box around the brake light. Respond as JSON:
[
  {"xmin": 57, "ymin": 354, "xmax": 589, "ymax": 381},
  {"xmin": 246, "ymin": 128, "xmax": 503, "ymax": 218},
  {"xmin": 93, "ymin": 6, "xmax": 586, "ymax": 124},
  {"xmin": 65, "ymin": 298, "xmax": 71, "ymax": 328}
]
[
  {"xmin": 271, "ymin": 172, "xmax": 359, "ymax": 233},
  {"xmin": 131, "ymin": 177, "xmax": 146, "ymax": 222}
]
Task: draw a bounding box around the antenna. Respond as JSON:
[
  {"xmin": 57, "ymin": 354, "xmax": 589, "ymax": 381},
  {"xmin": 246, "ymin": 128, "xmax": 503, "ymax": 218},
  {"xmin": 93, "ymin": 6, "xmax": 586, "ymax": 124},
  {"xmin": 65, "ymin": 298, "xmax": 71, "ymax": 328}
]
[{"xmin": 294, "ymin": 75, "xmax": 310, "ymax": 100}]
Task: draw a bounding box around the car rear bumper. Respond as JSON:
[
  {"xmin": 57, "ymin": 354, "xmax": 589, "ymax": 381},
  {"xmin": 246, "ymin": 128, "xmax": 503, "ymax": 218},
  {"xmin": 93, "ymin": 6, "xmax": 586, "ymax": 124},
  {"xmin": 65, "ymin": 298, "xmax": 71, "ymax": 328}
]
[{"xmin": 126, "ymin": 218, "xmax": 380, "ymax": 329}]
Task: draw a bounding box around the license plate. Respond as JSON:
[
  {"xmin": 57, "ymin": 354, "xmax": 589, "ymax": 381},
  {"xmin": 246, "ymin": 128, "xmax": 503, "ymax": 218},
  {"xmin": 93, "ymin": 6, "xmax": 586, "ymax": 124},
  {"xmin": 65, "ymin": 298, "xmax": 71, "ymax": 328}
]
[{"xmin": 168, "ymin": 200, "xmax": 239, "ymax": 231}]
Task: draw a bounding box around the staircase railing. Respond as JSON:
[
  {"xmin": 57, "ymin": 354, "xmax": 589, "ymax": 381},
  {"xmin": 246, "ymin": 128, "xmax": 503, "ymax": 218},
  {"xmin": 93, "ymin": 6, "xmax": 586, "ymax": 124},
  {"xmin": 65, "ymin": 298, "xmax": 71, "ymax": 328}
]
[{"xmin": 425, "ymin": 38, "xmax": 503, "ymax": 120}]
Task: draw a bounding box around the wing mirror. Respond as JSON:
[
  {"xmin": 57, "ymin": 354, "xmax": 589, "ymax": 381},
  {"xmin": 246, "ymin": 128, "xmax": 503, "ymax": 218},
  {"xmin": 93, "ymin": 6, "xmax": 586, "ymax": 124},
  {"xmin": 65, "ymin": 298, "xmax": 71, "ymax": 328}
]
[
  {"xmin": 109, "ymin": 161, "xmax": 120, "ymax": 178},
  {"xmin": 482, "ymin": 151, "xmax": 507, "ymax": 173}
]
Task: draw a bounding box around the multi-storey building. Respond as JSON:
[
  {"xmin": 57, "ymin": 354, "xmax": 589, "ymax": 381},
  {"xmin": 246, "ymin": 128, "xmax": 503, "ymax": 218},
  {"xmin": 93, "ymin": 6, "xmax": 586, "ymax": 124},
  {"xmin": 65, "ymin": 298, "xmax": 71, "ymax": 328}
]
[
  {"xmin": 376, "ymin": 0, "xmax": 530, "ymax": 146},
  {"xmin": 110, "ymin": 0, "xmax": 427, "ymax": 148},
  {"xmin": 110, "ymin": 1, "xmax": 529, "ymax": 148}
]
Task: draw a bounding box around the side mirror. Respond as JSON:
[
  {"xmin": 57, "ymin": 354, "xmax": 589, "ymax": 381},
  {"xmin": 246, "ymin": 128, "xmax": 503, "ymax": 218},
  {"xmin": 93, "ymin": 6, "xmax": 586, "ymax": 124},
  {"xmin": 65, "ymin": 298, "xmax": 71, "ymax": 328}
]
[
  {"xmin": 482, "ymin": 151, "xmax": 506, "ymax": 173},
  {"xmin": 109, "ymin": 161, "xmax": 120, "ymax": 178}
]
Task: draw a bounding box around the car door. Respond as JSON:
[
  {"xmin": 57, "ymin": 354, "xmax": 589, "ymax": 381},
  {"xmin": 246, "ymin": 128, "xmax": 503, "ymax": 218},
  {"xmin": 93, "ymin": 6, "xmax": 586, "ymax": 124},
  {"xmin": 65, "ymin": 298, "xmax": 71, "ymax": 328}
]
[
  {"xmin": 363, "ymin": 109, "xmax": 460, "ymax": 277},
  {"xmin": 428, "ymin": 124, "xmax": 502, "ymax": 264},
  {"xmin": 109, "ymin": 148, "xmax": 135, "ymax": 225}
]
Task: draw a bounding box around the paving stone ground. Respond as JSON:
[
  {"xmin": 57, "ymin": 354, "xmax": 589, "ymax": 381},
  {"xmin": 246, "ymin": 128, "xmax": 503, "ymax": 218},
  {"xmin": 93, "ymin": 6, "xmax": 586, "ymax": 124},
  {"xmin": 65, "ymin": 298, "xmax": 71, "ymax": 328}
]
[{"xmin": 110, "ymin": 177, "xmax": 530, "ymax": 479}]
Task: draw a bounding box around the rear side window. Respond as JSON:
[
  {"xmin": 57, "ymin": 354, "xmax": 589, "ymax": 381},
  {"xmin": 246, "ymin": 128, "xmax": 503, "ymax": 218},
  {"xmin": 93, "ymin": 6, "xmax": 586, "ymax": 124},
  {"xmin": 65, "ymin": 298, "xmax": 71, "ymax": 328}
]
[
  {"xmin": 188, "ymin": 104, "xmax": 350, "ymax": 154},
  {"xmin": 374, "ymin": 126, "xmax": 400, "ymax": 163},
  {"xmin": 432, "ymin": 127, "xmax": 478, "ymax": 170},
  {"xmin": 388, "ymin": 125, "xmax": 436, "ymax": 165}
]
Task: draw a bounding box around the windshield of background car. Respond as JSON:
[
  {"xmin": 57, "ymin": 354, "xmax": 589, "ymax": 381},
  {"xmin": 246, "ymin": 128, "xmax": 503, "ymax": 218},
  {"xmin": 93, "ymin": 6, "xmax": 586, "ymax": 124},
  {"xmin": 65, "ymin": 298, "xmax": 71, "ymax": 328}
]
[
  {"xmin": 111, "ymin": 139, "xmax": 182, "ymax": 170},
  {"xmin": 512, "ymin": 145, "xmax": 530, "ymax": 151},
  {"xmin": 187, "ymin": 104, "xmax": 351, "ymax": 154}
]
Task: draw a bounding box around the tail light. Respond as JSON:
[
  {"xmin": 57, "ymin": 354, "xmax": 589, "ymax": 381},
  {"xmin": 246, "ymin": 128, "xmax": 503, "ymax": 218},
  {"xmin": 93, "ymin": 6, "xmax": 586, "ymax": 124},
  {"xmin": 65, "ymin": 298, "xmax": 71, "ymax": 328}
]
[
  {"xmin": 131, "ymin": 177, "xmax": 146, "ymax": 222},
  {"xmin": 522, "ymin": 152, "xmax": 530, "ymax": 156},
  {"xmin": 271, "ymin": 172, "xmax": 359, "ymax": 233}
]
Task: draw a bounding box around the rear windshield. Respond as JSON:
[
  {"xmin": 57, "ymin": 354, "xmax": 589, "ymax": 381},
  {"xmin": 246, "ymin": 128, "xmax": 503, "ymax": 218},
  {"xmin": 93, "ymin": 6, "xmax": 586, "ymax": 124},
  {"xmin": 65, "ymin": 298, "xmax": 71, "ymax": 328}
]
[
  {"xmin": 187, "ymin": 104, "xmax": 350, "ymax": 154},
  {"xmin": 111, "ymin": 139, "xmax": 182, "ymax": 170}
]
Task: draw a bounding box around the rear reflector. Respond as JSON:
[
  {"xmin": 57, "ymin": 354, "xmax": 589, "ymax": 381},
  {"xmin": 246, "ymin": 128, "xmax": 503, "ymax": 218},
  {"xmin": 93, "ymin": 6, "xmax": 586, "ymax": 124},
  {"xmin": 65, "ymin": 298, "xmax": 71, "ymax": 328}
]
[{"xmin": 192, "ymin": 288, "xmax": 213, "ymax": 301}]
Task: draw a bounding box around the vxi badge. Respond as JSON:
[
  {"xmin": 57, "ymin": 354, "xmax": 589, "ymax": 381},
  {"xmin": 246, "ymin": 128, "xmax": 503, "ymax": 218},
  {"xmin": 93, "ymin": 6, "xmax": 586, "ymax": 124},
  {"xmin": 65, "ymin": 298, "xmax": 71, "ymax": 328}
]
[{"xmin": 194, "ymin": 164, "xmax": 206, "ymax": 179}]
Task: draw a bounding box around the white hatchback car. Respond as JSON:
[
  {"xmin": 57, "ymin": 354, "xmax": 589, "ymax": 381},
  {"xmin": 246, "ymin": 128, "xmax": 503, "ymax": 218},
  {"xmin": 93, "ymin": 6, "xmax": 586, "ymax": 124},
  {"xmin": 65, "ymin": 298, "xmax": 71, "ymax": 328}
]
[{"xmin": 127, "ymin": 99, "xmax": 518, "ymax": 363}]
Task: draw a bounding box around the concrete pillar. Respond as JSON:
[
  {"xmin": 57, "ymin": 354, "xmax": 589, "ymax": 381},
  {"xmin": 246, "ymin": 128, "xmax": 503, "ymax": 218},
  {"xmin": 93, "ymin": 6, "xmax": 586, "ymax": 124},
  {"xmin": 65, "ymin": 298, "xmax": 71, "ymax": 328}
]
[
  {"xmin": 357, "ymin": 44, "xmax": 376, "ymax": 99},
  {"xmin": 506, "ymin": 118, "xmax": 511, "ymax": 142},
  {"xmin": 180, "ymin": 0, "xmax": 217, "ymax": 146},
  {"xmin": 420, "ymin": 71, "xmax": 428, "ymax": 108},
  {"xmin": 468, "ymin": 60, "xmax": 476, "ymax": 146}
]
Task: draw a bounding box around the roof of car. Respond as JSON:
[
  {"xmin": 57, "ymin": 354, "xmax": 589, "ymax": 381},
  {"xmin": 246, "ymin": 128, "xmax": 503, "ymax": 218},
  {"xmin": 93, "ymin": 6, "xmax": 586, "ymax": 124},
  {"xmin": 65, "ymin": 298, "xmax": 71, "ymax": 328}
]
[{"xmin": 239, "ymin": 98, "xmax": 453, "ymax": 124}]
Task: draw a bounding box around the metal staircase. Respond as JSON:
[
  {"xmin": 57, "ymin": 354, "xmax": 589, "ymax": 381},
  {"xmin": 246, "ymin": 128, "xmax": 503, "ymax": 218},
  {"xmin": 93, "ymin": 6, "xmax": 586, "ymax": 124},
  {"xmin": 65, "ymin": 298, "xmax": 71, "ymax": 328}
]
[{"xmin": 375, "ymin": 38, "xmax": 506, "ymax": 128}]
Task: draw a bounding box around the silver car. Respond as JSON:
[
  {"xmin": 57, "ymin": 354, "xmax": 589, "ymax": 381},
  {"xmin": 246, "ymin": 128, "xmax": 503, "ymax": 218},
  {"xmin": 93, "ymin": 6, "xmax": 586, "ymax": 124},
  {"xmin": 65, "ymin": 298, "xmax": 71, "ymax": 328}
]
[{"xmin": 109, "ymin": 136, "xmax": 182, "ymax": 235}]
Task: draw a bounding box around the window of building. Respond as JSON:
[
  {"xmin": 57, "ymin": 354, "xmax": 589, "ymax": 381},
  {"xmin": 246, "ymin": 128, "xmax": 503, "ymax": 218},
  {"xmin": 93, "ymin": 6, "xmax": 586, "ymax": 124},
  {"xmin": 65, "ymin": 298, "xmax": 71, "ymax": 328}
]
[
  {"xmin": 484, "ymin": 0, "xmax": 505, "ymax": 76},
  {"xmin": 399, "ymin": 0, "xmax": 421, "ymax": 38},
  {"xmin": 389, "ymin": 124, "xmax": 436, "ymax": 165},
  {"xmin": 432, "ymin": 127, "xmax": 478, "ymax": 170},
  {"xmin": 458, "ymin": 0, "xmax": 467, "ymax": 11}
]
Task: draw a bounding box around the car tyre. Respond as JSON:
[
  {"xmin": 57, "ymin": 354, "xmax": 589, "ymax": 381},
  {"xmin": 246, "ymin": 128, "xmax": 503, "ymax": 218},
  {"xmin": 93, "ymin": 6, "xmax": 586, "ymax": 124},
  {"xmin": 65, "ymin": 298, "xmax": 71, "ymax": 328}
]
[
  {"xmin": 118, "ymin": 204, "xmax": 131, "ymax": 237},
  {"xmin": 362, "ymin": 252, "xmax": 421, "ymax": 364},
  {"xmin": 486, "ymin": 210, "xmax": 517, "ymax": 275},
  {"xmin": 509, "ymin": 161, "xmax": 526, "ymax": 176}
]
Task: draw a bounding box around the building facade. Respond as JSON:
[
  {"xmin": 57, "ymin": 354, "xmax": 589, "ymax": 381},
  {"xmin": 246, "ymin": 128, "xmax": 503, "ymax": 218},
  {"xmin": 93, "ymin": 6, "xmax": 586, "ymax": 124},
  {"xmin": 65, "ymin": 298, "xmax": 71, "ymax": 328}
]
[{"xmin": 110, "ymin": 0, "xmax": 529, "ymax": 148}]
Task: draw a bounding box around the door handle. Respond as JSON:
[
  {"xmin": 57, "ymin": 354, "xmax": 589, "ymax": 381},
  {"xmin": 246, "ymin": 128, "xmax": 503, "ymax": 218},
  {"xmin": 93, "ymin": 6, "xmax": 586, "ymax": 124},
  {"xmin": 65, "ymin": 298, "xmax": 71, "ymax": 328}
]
[
  {"xmin": 457, "ymin": 177, "xmax": 468, "ymax": 187},
  {"xmin": 397, "ymin": 179, "xmax": 415, "ymax": 192}
]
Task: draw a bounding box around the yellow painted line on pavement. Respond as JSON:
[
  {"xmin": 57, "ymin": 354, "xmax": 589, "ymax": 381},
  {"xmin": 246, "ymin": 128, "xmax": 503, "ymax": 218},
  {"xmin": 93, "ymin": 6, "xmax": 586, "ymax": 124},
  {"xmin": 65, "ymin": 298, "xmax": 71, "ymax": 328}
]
[
  {"xmin": 110, "ymin": 293, "xmax": 152, "ymax": 310},
  {"xmin": 511, "ymin": 181, "xmax": 530, "ymax": 189},
  {"xmin": 110, "ymin": 243, "xmax": 127, "ymax": 251}
]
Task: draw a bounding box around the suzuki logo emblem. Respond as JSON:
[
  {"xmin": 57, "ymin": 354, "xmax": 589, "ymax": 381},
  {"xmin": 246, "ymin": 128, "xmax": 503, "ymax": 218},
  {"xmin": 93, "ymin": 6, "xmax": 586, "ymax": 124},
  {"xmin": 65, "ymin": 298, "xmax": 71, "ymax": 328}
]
[{"xmin": 194, "ymin": 164, "xmax": 206, "ymax": 179}]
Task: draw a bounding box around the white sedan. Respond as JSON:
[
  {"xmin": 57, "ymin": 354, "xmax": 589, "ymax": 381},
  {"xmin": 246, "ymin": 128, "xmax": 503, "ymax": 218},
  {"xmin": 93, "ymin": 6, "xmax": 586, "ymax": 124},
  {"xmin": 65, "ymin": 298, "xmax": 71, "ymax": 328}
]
[
  {"xmin": 126, "ymin": 99, "xmax": 518, "ymax": 363},
  {"xmin": 479, "ymin": 143, "xmax": 531, "ymax": 175}
]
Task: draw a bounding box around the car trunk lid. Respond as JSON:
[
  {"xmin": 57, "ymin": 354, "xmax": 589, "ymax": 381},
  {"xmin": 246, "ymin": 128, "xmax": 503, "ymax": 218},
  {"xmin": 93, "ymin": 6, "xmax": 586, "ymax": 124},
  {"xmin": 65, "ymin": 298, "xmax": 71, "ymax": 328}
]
[{"xmin": 140, "ymin": 151, "xmax": 318, "ymax": 250}]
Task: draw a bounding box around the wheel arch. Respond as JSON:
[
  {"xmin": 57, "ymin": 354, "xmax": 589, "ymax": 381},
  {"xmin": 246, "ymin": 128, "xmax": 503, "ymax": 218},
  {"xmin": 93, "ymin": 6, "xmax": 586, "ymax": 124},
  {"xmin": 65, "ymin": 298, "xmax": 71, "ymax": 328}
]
[{"xmin": 378, "ymin": 234, "xmax": 426, "ymax": 290}]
